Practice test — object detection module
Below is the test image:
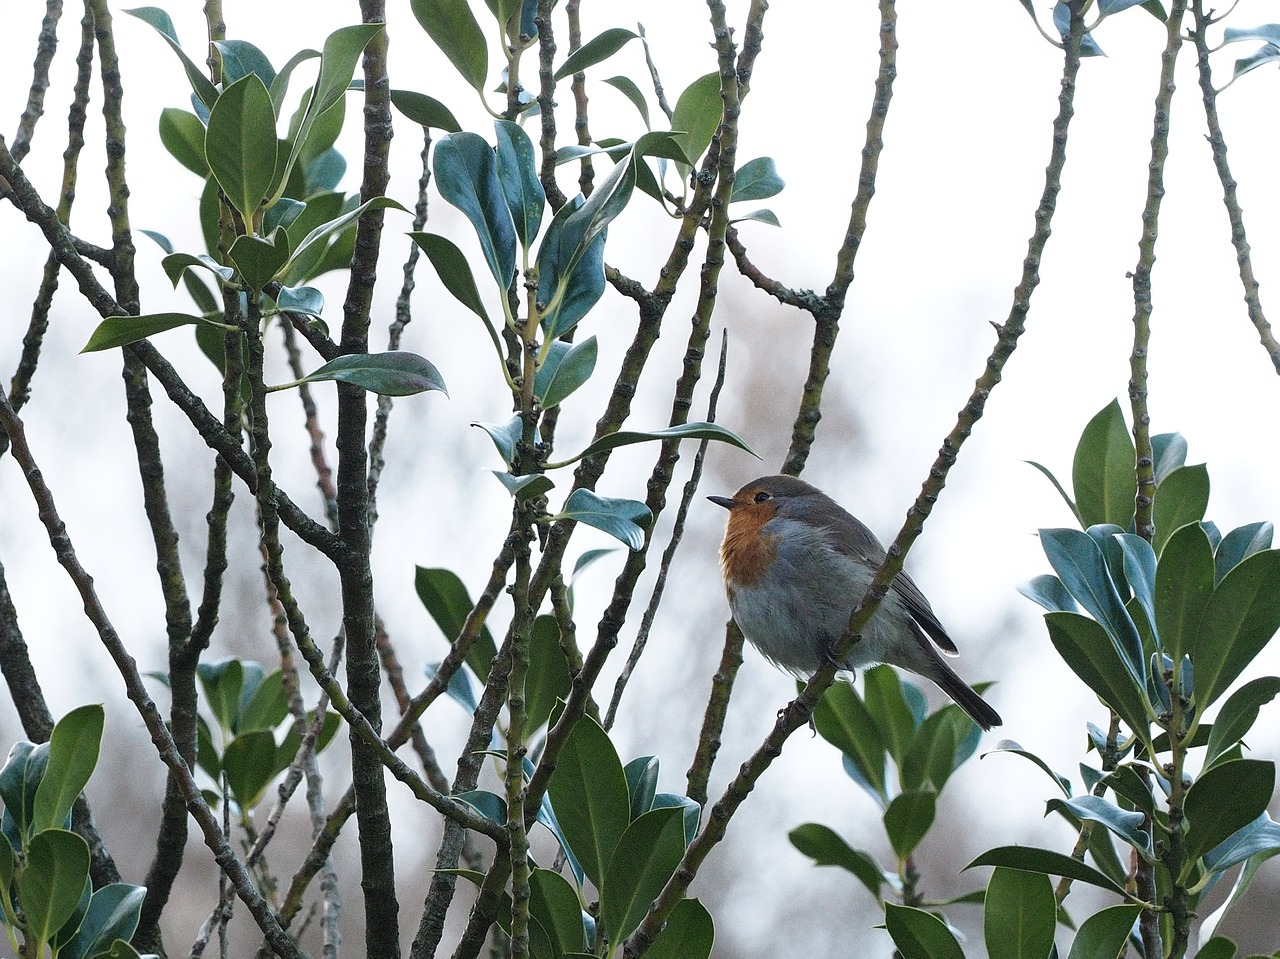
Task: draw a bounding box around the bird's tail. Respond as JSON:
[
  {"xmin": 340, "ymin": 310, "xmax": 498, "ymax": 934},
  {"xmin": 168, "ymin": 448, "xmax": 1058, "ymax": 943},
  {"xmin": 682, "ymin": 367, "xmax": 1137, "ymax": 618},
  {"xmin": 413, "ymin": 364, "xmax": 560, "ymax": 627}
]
[{"xmin": 919, "ymin": 652, "xmax": 1002, "ymax": 731}]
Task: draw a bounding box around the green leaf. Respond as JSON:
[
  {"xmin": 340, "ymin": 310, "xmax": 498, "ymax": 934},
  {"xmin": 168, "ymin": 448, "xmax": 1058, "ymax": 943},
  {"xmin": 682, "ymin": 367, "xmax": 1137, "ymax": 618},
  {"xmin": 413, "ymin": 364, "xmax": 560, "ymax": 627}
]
[
  {"xmin": 286, "ymin": 196, "xmax": 406, "ymax": 278},
  {"xmin": 600, "ymin": 806, "xmax": 685, "ymax": 942},
  {"xmin": 965, "ymin": 845, "xmax": 1127, "ymax": 896},
  {"xmin": 1202, "ymin": 812, "xmax": 1280, "ymax": 873},
  {"xmin": 1183, "ymin": 759, "xmax": 1275, "ymax": 868},
  {"xmin": 552, "ymin": 421, "xmax": 757, "ymax": 467},
  {"xmin": 434, "ymin": 132, "xmax": 517, "ymax": 289},
  {"xmin": 64, "ymin": 883, "xmax": 147, "ymax": 959},
  {"xmin": 0, "ymin": 741, "xmax": 46, "ymax": 849},
  {"xmin": 546, "ymin": 713, "xmax": 630, "ymax": 888},
  {"xmin": 229, "ymin": 227, "xmax": 291, "ymax": 294},
  {"xmin": 1040, "ymin": 528, "xmax": 1144, "ymax": 684},
  {"xmin": 493, "ymin": 471, "xmax": 555, "ymax": 501},
  {"xmin": 197, "ymin": 658, "xmax": 244, "ymax": 736},
  {"xmin": 278, "ymin": 710, "xmax": 341, "ymax": 774},
  {"xmin": 884, "ymin": 903, "xmax": 965, "ymax": 959},
  {"xmin": 553, "ymin": 490, "xmax": 652, "ymax": 550},
  {"xmin": 604, "ymin": 76, "xmax": 650, "ymax": 128},
  {"xmin": 205, "ymin": 73, "xmax": 279, "ymax": 219},
  {"xmin": 1192, "ymin": 549, "xmax": 1280, "ymax": 707},
  {"xmin": 884, "ymin": 789, "xmax": 936, "ymax": 860},
  {"xmin": 863, "ymin": 665, "xmax": 918, "ymax": 766},
  {"xmin": 494, "ymin": 119, "xmax": 544, "ymax": 249},
  {"xmin": 1073, "ymin": 399, "xmax": 1135, "ymax": 529},
  {"xmin": 526, "ymin": 615, "xmax": 571, "ymax": 732},
  {"xmin": 1066, "ymin": 903, "xmax": 1141, "ymax": 959},
  {"xmin": 1025, "ymin": 459, "xmax": 1081, "ymax": 525},
  {"xmin": 669, "ymin": 72, "xmax": 722, "ymax": 178},
  {"xmin": 529, "ymin": 868, "xmax": 587, "ymax": 955},
  {"xmin": 81, "ymin": 312, "xmax": 204, "ymax": 353},
  {"xmin": 535, "ymin": 337, "xmax": 597, "ymax": 410},
  {"xmin": 534, "ymin": 196, "xmax": 606, "ymax": 340},
  {"xmin": 788, "ymin": 823, "xmax": 884, "ymax": 898},
  {"xmin": 901, "ymin": 708, "xmax": 960, "ymax": 793},
  {"xmin": 408, "ymin": 232, "xmax": 496, "ymax": 351},
  {"xmin": 390, "ymin": 89, "xmax": 462, "ymax": 133},
  {"xmin": 18, "ymin": 829, "xmax": 91, "ymax": 951},
  {"xmin": 1194, "ymin": 938, "xmax": 1240, "ymax": 959},
  {"xmin": 1155, "ymin": 522, "xmax": 1215, "ymax": 665},
  {"xmin": 1047, "ymin": 795, "xmax": 1151, "ymax": 857},
  {"xmin": 812, "ymin": 682, "xmax": 887, "ymax": 803},
  {"xmin": 1151, "ymin": 431, "xmax": 1187, "ymax": 484},
  {"xmin": 730, "ymin": 208, "xmax": 781, "ymax": 227},
  {"xmin": 1205, "ymin": 676, "xmax": 1280, "ymax": 766},
  {"xmin": 275, "ymin": 285, "xmax": 325, "ymax": 319},
  {"xmin": 161, "ymin": 253, "xmax": 235, "ymax": 289},
  {"xmin": 49, "ymin": 876, "xmax": 90, "ymax": 953},
  {"xmin": 224, "ymin": 729, "xmax": 279, "ymax": 808},
  {"xmin": 1045, "ymin": 612, "xmax": 1151, "ymax": 741},
  {"xmin": 215, "ymin": 38, "xmax": 276, "ymax": 87},
  {"xmin": 473, "ymin": 415, "xmax": 522, "ymax": 467},
  {"xmin": 158, "ymin": 108, "xmax": 209, "ymax": 178},
  {"xmin": 984, "ymin": 867, "xmax": 1056, "ymax": 959},
  {"xmin": 625, "ymin": 756, "xmax": 660, "ymax": 820},
  {"xmin": 1153, "ymin": 465, "xmax": 1210, "ymax": 553},
  {"xmin": 731, "ymin": 157, "xmax": 785, "ymax": 203},
  {"xmin": 32, "ymin": 704, "xmax": 103, "ymax": 835},
  {"xmin": 1215, "ymin": 522, "xmax": 1274, "ymax": 582},
  {"xmin": 1231, "ymin": 42, "xmax": 1280, "ymax": 81},
  {"xmin": 1115, "ymin": 533, "xmax": 1158, "ymax": 648},
  {"xmin": 123, "ymin": 7, "xmax": 219, "ymax": 108},
  {"xmin": 239, "ymin": 670, "xmax": 290, "ymax": 732},
  {"xmin": 553, "ymin": 28, "xmax": 637, "ymax": 81},
  {"xmin": 414, "ymin": 567, "xmax": 498, "ymax": 683},
  {"xmin": 1017, "ymin": 574, "xmax": 1080, "ymax": 613},
  {"xmin": 986, "ymin": 741, "xmax": 1072, "ymax": 796},
  {"xmin": 646, "ymin": 898, "xmax": 714, "ymax": 959},
  {"xmin": 410, "ymin": 0, "xmax": 489, "ymax": 94},
  {"xmin": 288, "ymin": 351, "xmax": 448, "ymax": 397}
]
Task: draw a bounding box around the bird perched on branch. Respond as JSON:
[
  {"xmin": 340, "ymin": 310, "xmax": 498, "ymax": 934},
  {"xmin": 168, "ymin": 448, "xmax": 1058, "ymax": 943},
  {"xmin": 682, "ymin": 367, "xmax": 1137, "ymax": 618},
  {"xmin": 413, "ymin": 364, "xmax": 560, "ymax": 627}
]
[{"xmin": 709, "ymin": 474, "xmax": 1001, "ymax": 730}]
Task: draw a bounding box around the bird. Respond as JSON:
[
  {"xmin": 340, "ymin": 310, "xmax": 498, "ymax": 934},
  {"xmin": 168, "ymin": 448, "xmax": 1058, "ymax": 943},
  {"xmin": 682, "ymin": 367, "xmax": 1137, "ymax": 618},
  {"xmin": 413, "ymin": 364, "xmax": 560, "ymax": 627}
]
[{"xmin": 708, "ymin": 474, "xmax": 1001, "ymax": 730}]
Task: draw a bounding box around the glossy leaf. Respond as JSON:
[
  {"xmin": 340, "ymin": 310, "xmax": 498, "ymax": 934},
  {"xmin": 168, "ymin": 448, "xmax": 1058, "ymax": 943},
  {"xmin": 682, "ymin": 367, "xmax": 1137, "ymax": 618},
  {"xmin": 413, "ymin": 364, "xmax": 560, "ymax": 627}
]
[
  {"xmin": 1116, "ymin": 533, "xmax": 1158, "ymax": 648},
  {"xmin": 535, "ymin": 196, "xmax": 607, "ymax": 340},
  {"xmin": 1205, "ymin": 677, "xmax": 1280, "ymax": 766},
  {"xmin": 158, "ymin": 108, "xmax": 208, "ymax": 177},
  {"xmin": 731, "ymin": 208, "xmax": 781, "ymax": 227},
  {"xmin": 409, "ymin": 0, "xmax": 488, "ymax": 94},
  {"xmin": 81, "ymin": 312, "xmax": 204, "ymax": 353},
  {"xmin": 434, "ymin": 132, "xmax": 517, "ymax": 288},
  {"xmin": 812, "ymin": 682, "xmax": 887, "ymax": 803},
  {"xmin": 731, "ymin": 157, "xmax": 785, "ymax": 203},
  {"xmin": 601, "ymin": 806, "xmax": 685, "ymax": 942},
  {"xmin": 275, "ymin": 285, "xmax": 324, "ymax": 319},
  {"xmin": 290, "ymin": 351, "xmax": 447, "ymax": 397},
  {"xmin": 229, "ymin": 227, "xmax": 291, "ymax": 293},
  {"xmin": 554, "ymin": 28, "xmax": 637, "ymax": 81},
  {"xmin": 1153, "ymin": 465, "xmax": 1210, "ymax": 553},
  {"xmin": 863, "ymin": 665, "xmax": 918, "ymax": 765},
  {"xmin": 32, "ymin": 704, "xmax": 103, "ymax": 835},
  {"xmin": 1232, "ymin": 42, "xmax": 1280, "ymax": 81},
  {"xmin": 205, "ymin": 73, "xmax": 278, "ymax": 219},
  {"xmin": 1192, "ymin": 549, "xmax": 1280, "ymax": 707},
  {"xmin": 390, "ymin": 89, "xmax": 462, "ymax": 133},
  {"xmin": 1047, "ymin": 795, "xmax": 1151, "ymax": 857},
  {"xmin": 604, "ymin": 75, "xmax": 650, "ymax": 128},
  {"xmin": 529, "ymin": 868, "xmax": 587, "ymax": 955},
  {"xmin": 788, "ymin": 823, "xmax": 884, "ymax": 898},
  {"xmin": 884, "ymin": 789, "xmax": 936, "ymax": 860},
  {"xmin": 1045, "ymin": 612, "xmax": 1150, "ymax": 739},
  {"xmin": 1155, "ymin": 522, "xmax": 1214, "ymax": 665},
  {"xmin": 1040, "ymin": 528, "xmax": 1144, "ymax": 684},
  {"xmin": 224, "ymin": 730, "xmax": 278, "ymax": 808},
  {"xmin": 650, "ymin": 794, "xmax": 700, "ymax": 845},
  {"xmin": 986, "ymin": 741, "xmax": 1072, "ymax": 797},
  {"xmin": 884, "ymin": 903, "xmax": 965, "ymax": 959},
  {"xmin": 526, "ymin": 615, "xmax": 571, "ymax": 731},
  {"xmin": 646, "ymin": 897, "xmax": 714, "ymax": 959},
  {"xmin": 1065, "ymin": 903, "xmax": 1141, "ymax": 959},
  {"xmin": 1151, "ymin": 431, "xmax": 1188, "ymax": 484},
  {"xmin": 966, "ymin": 845, "xmax": 1127, "ymax": 896},
  {"xmin": 239, "ymin": 670, "xmax": 289, "ymax": 733},
  {"xmin": 408, "ymin": 232, "xmax": 496, "ymax": 348},
  {"xmin": 64, "ymin": 883, "xmax": 147, "ymax": 959},
  {"xmin": 1072, "ymin": 399, "xmax": 1134, "ymax": 529},
  {"xmin": 554, "ymin": 489, "xmax": 652, "ymax": 551},
  {"xmin": 215, "ymin": 38, "xmax": 275, "ymax": 86},
  {"xmin": 287, "ymin": 196, "xmax": 406, "ymax": 278},
  {"xmin": 18, "ymin": 829, "xmax": 90, "ymax": 950},
  {"xmin": 495, "ymin": 119, "xmax": 544, "ymax": 248},
  {"xmin": 625, "ymin": 756, "xmax": 660, "ymax": 820},
  {"xmin": 1202, "ymin": 812, "xmax": 1280, "ymax": 874},
  {"xmin": 546, "ymin": 713, "xmax": 630, "ymax": 888},
  {"xmin": 535, "ymin": 336, "xmax": 597, "ymax": 410},
  {"xmin": 1053, "ymin": 1, "xmax": 1107, "ymax": 55},
  {"xmin": 1183, "ymin": 759, "xmax": 1275, "ymax": 867},
  {"xmin": 670, "ymin": 72, "xmax": 722, "ymax": 177},
  {"xmin": 415, "ymin": 567, "xmax": 498, "ymax": 683},
  {"xmin": 473, "ymin": 415, "xmax": 522, "ymax": 467},
  {"xmin": 1216, "ymin": 522, "xmax": 1274, "ymax": 583},
  {"xmin": 493, "ymin": 471, "xmax": 554, "ymax": 501},
  {"xmin": 553, "ymin": 421, "xmax": 756, "ymax": 467},
  {"xmin": 123, "ymin": 7, "xmax": 219, "ymax": 108},
  {"xmin": 1016, "ymin": 574, "xmax": 1080, "ymax": 613},
  {"xmin": 278, "ymin": 709, "xmax": 341, "ymax": 774},
  {"xmin": 984, "ymin": 867, "xmax": 1056, "ymax": 959}
]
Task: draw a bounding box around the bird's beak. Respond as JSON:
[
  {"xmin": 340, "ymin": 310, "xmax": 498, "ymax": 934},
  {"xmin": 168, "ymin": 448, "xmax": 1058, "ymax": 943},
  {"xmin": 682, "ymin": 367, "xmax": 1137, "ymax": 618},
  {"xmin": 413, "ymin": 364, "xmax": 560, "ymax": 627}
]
[{"xmin": 707, "ymin": 495, "xmax": 736, "ymax": 510}]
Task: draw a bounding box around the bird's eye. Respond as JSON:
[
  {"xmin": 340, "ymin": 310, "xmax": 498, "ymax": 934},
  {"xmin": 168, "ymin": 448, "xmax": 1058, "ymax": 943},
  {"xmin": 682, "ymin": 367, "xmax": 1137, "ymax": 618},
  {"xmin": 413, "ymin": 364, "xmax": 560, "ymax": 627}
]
[{"xmin": 753, "ymin": 490, "xmax": 771, "ymax": 503}]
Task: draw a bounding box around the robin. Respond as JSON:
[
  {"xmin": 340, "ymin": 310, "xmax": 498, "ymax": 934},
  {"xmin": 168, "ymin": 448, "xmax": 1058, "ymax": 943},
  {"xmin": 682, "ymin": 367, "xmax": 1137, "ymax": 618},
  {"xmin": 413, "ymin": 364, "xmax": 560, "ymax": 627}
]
[{"xmin": 709, "ymin": 474, "xmax": 1002, "ymax": 730}]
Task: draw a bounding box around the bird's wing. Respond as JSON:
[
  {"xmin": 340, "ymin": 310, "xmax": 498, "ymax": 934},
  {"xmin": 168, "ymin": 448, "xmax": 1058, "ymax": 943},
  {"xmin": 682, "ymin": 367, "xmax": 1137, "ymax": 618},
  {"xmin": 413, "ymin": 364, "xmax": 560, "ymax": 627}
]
[{"xmin": 825, "ymin": 508, "xmax": 959, "ymax": 655}]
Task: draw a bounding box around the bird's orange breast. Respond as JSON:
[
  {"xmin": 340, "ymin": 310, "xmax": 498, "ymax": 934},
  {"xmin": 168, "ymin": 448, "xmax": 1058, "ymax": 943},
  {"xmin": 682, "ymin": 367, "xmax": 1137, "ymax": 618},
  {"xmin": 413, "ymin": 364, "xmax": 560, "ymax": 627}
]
[{"xmin": 718, "ymin": 504, "xmax": 778, "ymax": 587}]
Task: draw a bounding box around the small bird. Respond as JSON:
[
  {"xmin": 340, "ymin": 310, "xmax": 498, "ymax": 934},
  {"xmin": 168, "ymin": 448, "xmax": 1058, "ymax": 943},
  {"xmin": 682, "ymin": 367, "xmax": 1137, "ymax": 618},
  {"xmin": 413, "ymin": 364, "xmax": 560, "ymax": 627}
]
[{"xmin": 709, "ymin": 475, "xmax": 1001, "ymax": 730}]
